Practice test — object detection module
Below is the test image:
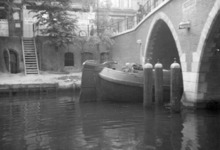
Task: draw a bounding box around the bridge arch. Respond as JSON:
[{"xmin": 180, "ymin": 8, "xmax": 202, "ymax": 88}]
[
  {"xmin": 143, "ymin": 12, "xmax": 183, "ymax": 69},
  {"xmin": 194, "ymin": 0, "xmax": 220, "ymax": 101}
]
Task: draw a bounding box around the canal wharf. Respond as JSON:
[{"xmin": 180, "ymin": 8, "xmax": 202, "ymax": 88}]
[
  {"xmin": 0, "ymin": 82, "xmax": 81, "ymax": 97},
  {"xmin": 0, "ymin": 83, "xmax": 59, "ymax": 97},
  {"xmin": 0, "ymin": 72, "xmax": 82, "ymax": 97}
]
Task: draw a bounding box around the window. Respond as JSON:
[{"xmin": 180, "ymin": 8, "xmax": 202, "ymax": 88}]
[
  {"xmin": 0, "ymin": 10, "xmax": 7, "ymax": 19},
  {"xmin": 124, "ymin": 0, "xmax": 132, "ymax": 8},
  {"xmin": 4, "ymin": 49, "xmax": 19, "ymax": 73},
  {"xmin": 112, "ymin": 0, "xmax": 120, "ymax": 8},
  {"xmin": 64, "ymin": 52, "xmax": 74, "ymax": 66},
  {"xmin": 145, "ymin": 0, "xmax": 151, "ymax": 13},
  {"xmin": 154, "ymin": 0, "xmax": 159, "ymax": 8},
  {"xmin": 0, "ymin": 3, "xmax": 7, "ymax": 19}
]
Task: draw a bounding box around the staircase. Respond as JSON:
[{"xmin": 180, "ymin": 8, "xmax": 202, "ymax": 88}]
[{"xmin": 22, "ymin": 38, "xmax": 39, "ymax": 75}]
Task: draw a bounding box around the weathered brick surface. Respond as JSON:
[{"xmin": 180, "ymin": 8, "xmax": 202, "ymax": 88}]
[
  {"xmin": 112, "ymin": 0, "xmax": 216, "ymax": 70},
  {"xmin": 35, "ymin": 37, "xmax": 99, "ymax": 72},
  {"xmin": 111, "ymin": 32, "xmax": 138, "ymax": 69}
]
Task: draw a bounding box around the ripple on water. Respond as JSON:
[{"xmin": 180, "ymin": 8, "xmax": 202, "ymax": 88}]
[{"xmin": 0, "ymin": 93, "xmax": 220, "ymax": 150}]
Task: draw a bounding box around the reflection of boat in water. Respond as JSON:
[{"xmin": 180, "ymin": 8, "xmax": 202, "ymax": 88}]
[{"xmin": 98, "ymin": 62, "xmax": 171, "ymax": 102}]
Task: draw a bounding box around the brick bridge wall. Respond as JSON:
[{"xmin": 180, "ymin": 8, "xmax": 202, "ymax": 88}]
[{"xmin": 111, "ymin": 0, "xmax": 220, "ymax": 108}]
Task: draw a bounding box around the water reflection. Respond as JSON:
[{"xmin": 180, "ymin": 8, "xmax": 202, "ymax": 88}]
[
  {"xmin": 181, "ymin": 109, "xmax": 220, "ymax": 150},
  {"xmin": 0, "ymin": 93, "xmax": 220, "ymax": 150}
]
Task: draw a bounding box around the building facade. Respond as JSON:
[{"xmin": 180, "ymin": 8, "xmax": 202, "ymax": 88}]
[
  {"xmin": 0, "ymin": 1, "xmax": 97, "ymax": 74},
  {"xmin": 0, "ymin": 0, "xmax": 140, "ymax": 74}
]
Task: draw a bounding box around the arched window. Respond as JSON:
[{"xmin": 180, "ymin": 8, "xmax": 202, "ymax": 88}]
[
  {"xmin": 4, "ymin": 49, "xmax": 19, "ymax": 73},
  {"xmin": 64, "ymin": 52, "xmax": 74, "ymax": 66}
]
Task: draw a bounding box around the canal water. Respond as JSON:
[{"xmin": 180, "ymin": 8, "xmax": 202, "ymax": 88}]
[{"xmin": 0, "ymin": 92, "xmax": 220, "ymax": 150}]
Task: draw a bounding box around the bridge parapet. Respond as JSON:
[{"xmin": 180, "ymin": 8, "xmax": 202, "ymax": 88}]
[{"xmin": 111, "ymin": 0, "xmax": 172, "ymax": 36}]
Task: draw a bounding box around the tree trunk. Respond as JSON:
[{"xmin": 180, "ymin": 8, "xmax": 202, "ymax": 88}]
[{"xmin": 56, "ymin": 46, "xmax": 60, "ymax": 71}]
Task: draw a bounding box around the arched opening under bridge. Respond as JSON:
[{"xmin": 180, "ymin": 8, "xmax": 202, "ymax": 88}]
[
  {"xmin": 146, "ymin": 20, "xmax": 180, "ymax": 69},
  {"xmin": 145, "ymin": 19, "xmax": 183, "ymax": 101},
  {"xmin": 199, "ymin": 11, "xmax": 220, "ymax": 101}
]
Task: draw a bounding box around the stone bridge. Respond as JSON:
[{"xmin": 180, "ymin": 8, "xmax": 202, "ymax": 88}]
[{"xmin": 111, "ymin": 0, "xmax": 220, "ymax": 108}]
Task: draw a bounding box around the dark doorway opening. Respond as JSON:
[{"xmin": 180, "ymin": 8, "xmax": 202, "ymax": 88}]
[
  {"xmin": 64, "ymin": 52, "xmax": 74, "ymax": 66},
  {"xmin": 4, "ymin": 49, "xmax": 19, "ymax": 73},
  {"xmin": 146, "ymin": 20, "xmax": 180, "ymax": 69}
]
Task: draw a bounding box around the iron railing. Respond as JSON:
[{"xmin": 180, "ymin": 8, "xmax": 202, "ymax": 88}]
[
  {"xmin": 110, "ymin": 15, "xmax": 136, "ymax": 34},
  {"xmin": 110, "ymin": 0, "xmax": 168, "ymax": 35}
]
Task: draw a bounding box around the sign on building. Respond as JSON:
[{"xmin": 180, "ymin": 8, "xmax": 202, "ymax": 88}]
[
  {"xmin": 0, "ymin": 19, "xmax": 9, "ymax": 37},
  {"xmin": 182, "ymin": 0, "xmax": 196, "ymax": 12}
]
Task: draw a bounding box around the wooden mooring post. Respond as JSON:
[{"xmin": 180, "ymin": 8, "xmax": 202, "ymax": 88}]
[
  {"xmin": 143, "ymin": 62, "xmax": 153, "ymax": 107},
  {"xmin": 79, "ymin": 60, "xmax": 102, "ymax": 102},
  {"xmin": 170, "ymin": 59, "xmax": 181, "ymax": 113},
  {"xmin": 154, "ymin": 60, "xmax": 163, "ymax": 105}
]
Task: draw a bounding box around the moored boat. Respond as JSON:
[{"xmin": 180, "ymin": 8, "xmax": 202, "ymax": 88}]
[{"xmin": 99, "ymin": 64, "xmax": 171, "ymax": 102}]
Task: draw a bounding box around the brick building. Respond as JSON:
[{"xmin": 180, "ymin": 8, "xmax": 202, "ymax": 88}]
[{"xmin": 0, "ymin": 0, "xmax": 140, "ymax": 74}]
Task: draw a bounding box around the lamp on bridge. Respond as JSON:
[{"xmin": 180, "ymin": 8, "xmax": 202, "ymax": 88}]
[{"xmin": 179, "ymin": 21, "xmax": 191, "ymax": 30}]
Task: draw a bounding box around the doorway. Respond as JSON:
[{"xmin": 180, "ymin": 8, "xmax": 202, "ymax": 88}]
[{"xmin": 4, "ymin": 49, "xmax": 19, "ymax": 73}]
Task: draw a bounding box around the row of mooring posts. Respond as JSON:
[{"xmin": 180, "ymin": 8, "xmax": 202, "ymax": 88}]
[{"xmin": 143, "ymin": 59, "xmax": 181, "ymax": 113}]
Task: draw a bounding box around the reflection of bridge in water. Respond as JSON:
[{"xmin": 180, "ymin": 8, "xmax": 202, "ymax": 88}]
[
  {"xmin": 0, "ymin": 93, "xmax": 219, "ymax": 149},
  {"xmin": 111, "ymin": 0, "xmax": 220, "ymax": 108}
]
